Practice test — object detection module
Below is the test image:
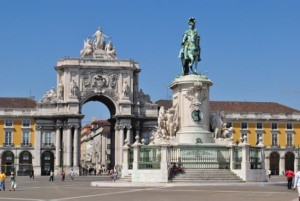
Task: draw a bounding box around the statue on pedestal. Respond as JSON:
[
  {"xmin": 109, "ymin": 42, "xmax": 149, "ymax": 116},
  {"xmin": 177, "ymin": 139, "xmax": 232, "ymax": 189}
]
[
  {"xmin": 179, "ymin": 17, "xmax": 201, "ymax": 75},
  {"xmin": 80, "ymin": 26, "xmax": 117, "ymax": 59},
  {"xmin": 91, "ymin": 27, "xmax": 110, "ymax": 50}
]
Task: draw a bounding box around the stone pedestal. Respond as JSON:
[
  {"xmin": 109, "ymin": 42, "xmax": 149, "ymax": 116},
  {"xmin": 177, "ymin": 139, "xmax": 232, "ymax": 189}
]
[{"xmin": 169, "ymin": 74, "xmax": 213, "ymax": 144}]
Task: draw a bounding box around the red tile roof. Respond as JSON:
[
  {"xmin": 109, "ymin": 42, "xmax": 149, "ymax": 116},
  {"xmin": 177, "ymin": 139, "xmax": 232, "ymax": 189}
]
[
  {"xmin": 155, "ymin": 100, "xmax": 300, "ymax": 114},
  {"xmin": 0, "ymin": 97, "xmax": 37, "ymax": 109},
  {"xmin": 210, "ymin": 101, "xmax": 300, "ymax": 114}
]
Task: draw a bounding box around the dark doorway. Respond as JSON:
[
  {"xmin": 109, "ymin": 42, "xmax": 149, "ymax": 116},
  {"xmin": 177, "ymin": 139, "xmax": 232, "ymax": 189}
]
[
  {"xmin": 1, "ymin": 151, "xmax": 14, "ymax": 175},
  {"xmin": 41, "ymin": 151, "xmax": 54, "ymax": 175},
  {"xmin": 270, "ymin": 152, "xmax": 280, "ymax": 175},
  {"xmin": 285, "ymin": 152, "xmax": 295, "ymax": 171},
  {"xmin": 18, "ymin": 151, "xmax": 33, "ymax": 176}
]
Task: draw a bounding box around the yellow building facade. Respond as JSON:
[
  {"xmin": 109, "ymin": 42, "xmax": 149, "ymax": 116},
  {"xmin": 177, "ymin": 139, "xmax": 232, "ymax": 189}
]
[
  {"xmin": 210, "ymin": 101, "xmax": 300, "ymax": 175},
  {"xmin": 0, "ymin": 98, "xmax": 36, "ymax": 175}
]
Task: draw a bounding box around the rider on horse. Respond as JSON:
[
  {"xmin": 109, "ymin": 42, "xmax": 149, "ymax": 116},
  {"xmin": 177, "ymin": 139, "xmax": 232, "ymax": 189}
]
[{"xmin": 179, "ymin": 17, "xmax": 201, "ymax": 75}]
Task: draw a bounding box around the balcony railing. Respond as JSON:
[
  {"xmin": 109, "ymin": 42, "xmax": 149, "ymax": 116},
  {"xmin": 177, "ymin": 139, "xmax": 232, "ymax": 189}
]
[
  {"xmin": 21, "ymin": 143, "xmax": 32, "ymax": 147},
  {"xmin": 3, "ymin": 143, "xmax": 14, "ymax": 147},
  {"xmin": 42, "ymin": 143, "xmax": 55, "ymax": 148}
]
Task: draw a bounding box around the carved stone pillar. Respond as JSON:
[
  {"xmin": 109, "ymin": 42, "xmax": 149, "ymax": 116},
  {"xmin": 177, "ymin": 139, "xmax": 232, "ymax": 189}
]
[
  {"xmin": 55, "ymin": 126, "xmax": 62, "ymax": 167},
  {"xmin": 73, "ymin": 126, "xmax": 79, "ymax": 167},
  {"xmin": 34, "ymin": 126, "xmax": 42, "ymax": 166},
  {"xmin": 126, "ymin": 126, "xmax": 132, "ymax": 145},
  {"xmin": 66, "ymin": 125, "xmax": 72, "ymax": 167},
  {"xmin": 34, "ymin": 126, "xmax": 42, "ymax": 175},
  {"xmin": 119, "ymin": 126, "xmax": 125, "ymax": 166},
  {"xmin": 114, "ymin": 125, "xmax": 120, "ymax": 168},
  {"xmin": 280, "ymin": 155, "xmax": 285, "ymax": 175}
]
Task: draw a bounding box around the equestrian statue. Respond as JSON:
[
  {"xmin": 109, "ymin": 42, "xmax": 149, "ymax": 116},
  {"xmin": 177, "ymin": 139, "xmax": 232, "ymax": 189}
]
[{"xmin": 179, "ymin": 17, "xmax": 201, "ymax": 75}]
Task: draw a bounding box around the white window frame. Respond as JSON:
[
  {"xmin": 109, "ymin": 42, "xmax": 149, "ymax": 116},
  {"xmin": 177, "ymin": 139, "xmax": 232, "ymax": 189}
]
[
  {"xmin": 4, "ymin": 130, "xmax": 13, "ymax": 146},
  {"xmin": 286, "ymin": 131, "xmax": 294, "ymax": 147},
  {"xmin": 271, "ymin": 131, "xmax": 278, "ymax": 146},
  {"xmin": 241, "ymin": 122, "xmax": 248, "ymax": 130},
  {"xmin": 287, "ymin": 123, "xmax": 293, "ymax": 130},
  {"xmin": 256, "ymin": 132, "xmax": 264, "ymax": 145},
  {"xmin": 44, "ymin": 131, "xmax": 52, "ymax": 146},
  {"xmin": 22, "ymin": 119, "xmax": 30, "ymax": 127},
  {"xmin": 22, "ymin": 130, "xmax": 30, "ymax": 146},
  {"xmin": 226, "ymin": 122, "xmax": 232, "ymax": 128},
  {"xmin": 271, "ymin": 123, "xmax": 278, "ymax": 130},
  {"xmin": 256, "ymin": 122, "xmax": 263, "ymax": 130},
  {"xmin": 5, "ymin": 119, "xmax": 13, "ymax": 127}
]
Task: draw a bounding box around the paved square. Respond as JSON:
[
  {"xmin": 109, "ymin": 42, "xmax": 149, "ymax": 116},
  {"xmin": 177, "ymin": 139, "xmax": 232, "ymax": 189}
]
[{"xmin": 0, "ymin": 175, "xmax": 297, "ymax": 201}]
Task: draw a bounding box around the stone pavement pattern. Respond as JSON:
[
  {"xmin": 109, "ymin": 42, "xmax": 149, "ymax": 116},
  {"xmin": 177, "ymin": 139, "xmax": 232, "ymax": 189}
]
[{"xmin": 0, "ymin": 175, "xmax": 298, "ymax": 201}]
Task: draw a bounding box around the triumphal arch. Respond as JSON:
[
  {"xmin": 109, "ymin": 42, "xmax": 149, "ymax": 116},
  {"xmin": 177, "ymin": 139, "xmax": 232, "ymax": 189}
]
[{"xmin": 34, "ymin": 27, "xmax": 157, "ymax": 175}]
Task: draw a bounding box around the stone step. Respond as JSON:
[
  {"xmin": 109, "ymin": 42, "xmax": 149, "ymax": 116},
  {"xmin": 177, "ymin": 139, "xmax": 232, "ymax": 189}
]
[{"xmin": 169, "ymin": 169, "xmax": 243, "ymax": 183}]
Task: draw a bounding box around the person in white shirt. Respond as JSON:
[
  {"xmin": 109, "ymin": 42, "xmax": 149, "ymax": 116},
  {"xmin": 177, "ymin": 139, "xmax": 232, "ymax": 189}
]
[{"xmin": 293, "ymin": 170, "xmax": 300, "ymax": 201}]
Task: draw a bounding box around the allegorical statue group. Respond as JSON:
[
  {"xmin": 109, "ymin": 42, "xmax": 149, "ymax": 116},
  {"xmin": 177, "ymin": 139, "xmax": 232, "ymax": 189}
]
[{"xmin": 80, "ymin": 27, "xmax": 116, "ymax": 59}]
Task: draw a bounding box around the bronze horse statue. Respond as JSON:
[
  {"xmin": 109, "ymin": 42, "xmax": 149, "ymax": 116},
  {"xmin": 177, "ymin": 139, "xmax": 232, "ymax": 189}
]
[{"xmin": 179, "ymin": 18, "xmax": 201, "ymax": 75}]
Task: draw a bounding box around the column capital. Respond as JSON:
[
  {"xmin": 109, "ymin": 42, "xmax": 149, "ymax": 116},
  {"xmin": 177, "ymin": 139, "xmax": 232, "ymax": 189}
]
[
  {"xmin": 55, "ymin": 125, "xmax": 63, "ymax": 130},
  {"xmin": 35, "ymin": 125, "xmax": 42, "ymax": 131}
]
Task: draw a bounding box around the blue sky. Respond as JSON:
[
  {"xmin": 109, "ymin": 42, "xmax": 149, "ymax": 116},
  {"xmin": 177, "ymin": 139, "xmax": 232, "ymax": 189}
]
[{"xmin": 1, "ymin": 0, "xmax": 300, "ymax": 125}]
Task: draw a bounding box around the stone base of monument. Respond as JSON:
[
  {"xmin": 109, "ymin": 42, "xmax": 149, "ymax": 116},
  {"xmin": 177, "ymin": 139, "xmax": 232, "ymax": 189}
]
[{"xmin": 176, "ymin": 130, "xmax": 214, "ymax": 144}]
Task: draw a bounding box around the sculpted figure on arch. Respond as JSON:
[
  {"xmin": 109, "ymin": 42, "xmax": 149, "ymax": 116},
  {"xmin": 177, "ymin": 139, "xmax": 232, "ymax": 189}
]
[
  {"xmin": 91, "ymin": 27, "xmax": 110, "ymax": 50},
  {"xmin": 179, "ymin": 17, "xmax": 201, "ymax": 75}
]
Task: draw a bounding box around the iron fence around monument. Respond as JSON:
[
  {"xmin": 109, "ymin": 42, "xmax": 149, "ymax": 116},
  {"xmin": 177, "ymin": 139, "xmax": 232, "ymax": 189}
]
[
  {"xmin": 128, "ymin": 148, "xmax": 133, "ymax": 170},
  {"xmin": 249, "ymin": 147, "xmax": 262, "ymax": 169},
  {"xmin": 169, "ymin": 145, "xmax": 230, "ymax": 169},
  {"xmin": 232, "ymin": 146, "xmax": 242, "ymax": 169},
  {"xmin": 138, "ymin": 145, "xmax": 161, "ymax": 169}
]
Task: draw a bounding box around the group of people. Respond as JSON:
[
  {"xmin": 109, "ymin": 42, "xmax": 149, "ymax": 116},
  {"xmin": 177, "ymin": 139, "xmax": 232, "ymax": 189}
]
[
  {"xmin": 48, "ymin": 169, "xmax": 75, "ymax": 182},
  {"xmin": 171, "ymin": 163, "xmax": 184, "ymax": 176},
  {"xmin": 0, "ymin": 170, "xmax": 16, "ymax": 191}
]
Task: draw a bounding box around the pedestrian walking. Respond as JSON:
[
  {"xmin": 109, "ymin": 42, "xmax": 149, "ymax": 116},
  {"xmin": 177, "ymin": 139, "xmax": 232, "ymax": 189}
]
[
  {"xmin": 268, "ymin": 169, "xmax": 271, "ymax": 179},
  {"xmin": 0, "ymin": 170, "xmax": 6, "ymax": 191},
  {"xmin": 30, "ymin": 169, "xmax": 34, "ymax": 179},
  {"xmin": 49, "ymin": 170, "xmax": 54, "ymax": 182},
  {"xmin": 285, "ymin": 169, "xmax": 295, "ymax": 189},
  {"xmin": 61, "ymin": 171, "xmax": 65, "ymax": 181},
  {"xmin": 70, "ymin": 169, "xmax": 75, "ymax": 182},
  {"xmin": 9, "ymin": 172, "xmax": 15, "ymax": 191}
]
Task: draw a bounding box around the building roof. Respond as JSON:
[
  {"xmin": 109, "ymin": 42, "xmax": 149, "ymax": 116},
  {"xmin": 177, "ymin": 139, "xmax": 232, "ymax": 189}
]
[
  {"xmin": 0, "ymin": 97, "xmax": 37, "ymax": 109},
  {"xmin": 155, "ymin": 99, "xmax": 173, "ymax": 110},
  {"xmin": 156, "ymin": 100, "xmax": 300, "ymax": 114},
  {"xmin": 210, "ymin": 101, "xmax": 300, "ymax": 114}
]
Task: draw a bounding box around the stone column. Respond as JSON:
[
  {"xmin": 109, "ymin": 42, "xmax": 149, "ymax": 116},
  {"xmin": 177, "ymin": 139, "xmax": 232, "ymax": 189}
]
[
  {"xmin": 121, "ymin": 144, "xmax": 130, "ymax": 177},
  {"xmin": 132, "ymin": 136, "xmax": 141, "ymax": 171},
  {"xmin": 34, "ymin": 126, "xmax": 42, "ymax": 175},
  {"xmin": 265, "ymin": 156, "xmax": 270, "ymax": 173},
  {"xmin": 114, "ymin": 126, "xmax": 120, "ymax": 168},
  {"xmin": 229, "ymin": 145, "xmax": 236, "ymax": 170},
  {"xmin": 101, "ymin": 133, "xmax": 106, "ymax": 168},
  {"xmin": 66, "ymin": 126, "xmax": 72, "ymax": 167},
  {"xmin": 73, "ymin": 126, "xmax": 79, "ymax": 167},
  {"xmin": 119, "ymin": 126, "xmax": 125, "ymax": 166},
  {"xmin": 160, "ymin": 144, "xmax": 169, "ymax": 182},
  {"xmin": 295, "ymin": 156, "xmax": 299, "ymax": 171},
  {"xmin": 126, "ymin": 126, "xmax": 132, "ymax": 145},
  {"xmin": 55, "ymin": 126, "xmax": 61, "ymax": 167},
  {"xmin": 239, "ymin": 142, "xmax": 250, "ymax": 180},
  {"xmin": 280, "ymin": 155, "xmax": 285, "ymax": 175}
]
